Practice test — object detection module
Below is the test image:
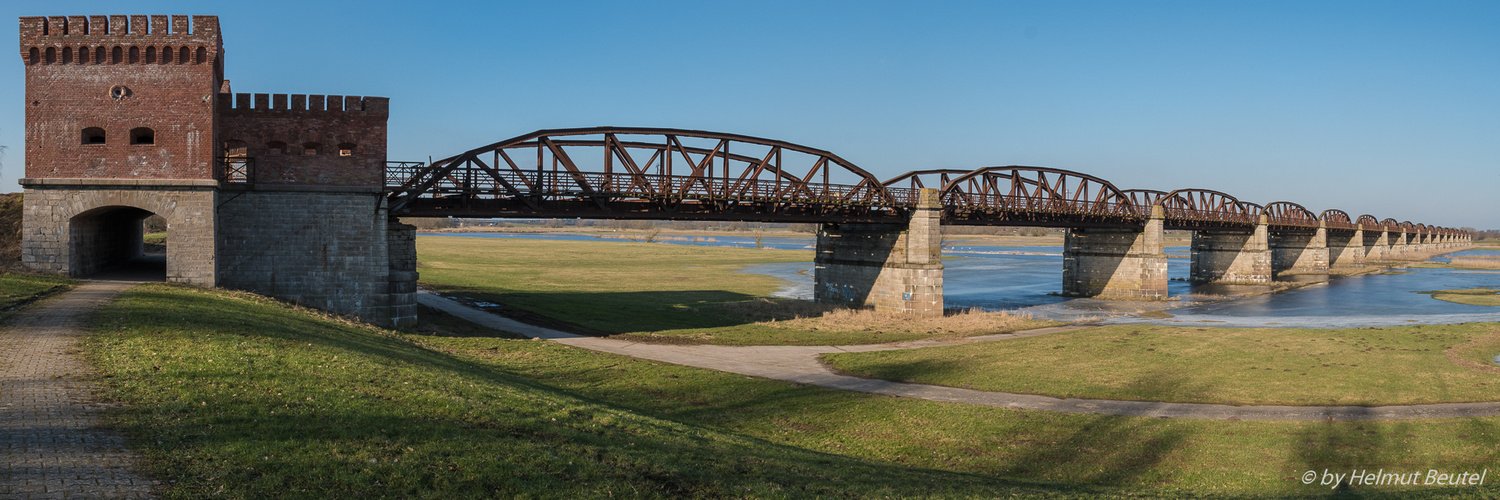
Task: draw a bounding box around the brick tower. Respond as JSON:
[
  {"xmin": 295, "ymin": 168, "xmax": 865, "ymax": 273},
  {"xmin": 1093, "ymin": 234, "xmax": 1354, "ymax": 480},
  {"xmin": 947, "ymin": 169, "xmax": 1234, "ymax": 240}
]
[{"xmin": 18, "ymin": 15, "xmax": 416, "ymax": 327}]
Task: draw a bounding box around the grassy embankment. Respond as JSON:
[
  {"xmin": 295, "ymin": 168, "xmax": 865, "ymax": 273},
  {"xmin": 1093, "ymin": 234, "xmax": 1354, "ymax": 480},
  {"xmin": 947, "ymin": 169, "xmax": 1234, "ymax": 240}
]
[
  {"xmin": 824, "ymin": 323, "xmax": 1500, "ymax": 406},
  {"xmin": 1422, "ymin": 289, "xmax": 1500, "ymax": 307},
  {"xmin": 0, "ymin": 192, "xmax": 76, "ymax": 319},
  {"xmin": 416, "ymin": 236, "xmax": 1051, "ymax": 345},
  {"xmin": 86, "ymin": 283, "xmax": 1500, "ymax": 498}
]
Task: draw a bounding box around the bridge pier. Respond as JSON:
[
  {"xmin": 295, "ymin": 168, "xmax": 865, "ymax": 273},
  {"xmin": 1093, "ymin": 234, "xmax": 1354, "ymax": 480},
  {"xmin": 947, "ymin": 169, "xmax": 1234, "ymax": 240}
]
[
  {"xmin": 1062, "ymin": 206, "xmax": 1168, "ymax": 299},
  {"xmin": 1362, "ymin": 229, "xmax": 1389, "ymax": 262},
  {"xmin": 1189, "ymin": 218, "xmax": 1271, "ymax": 284},
  {"xmin": 813, "ymin": 188, "xmax": 943, "ymax": 316},
  {"xmin": 1270, "ymin": 227, "xmax": 1328, "ymax": 276},
  {"xmin": 1327, "ymin": 229, "xmax": 1365, "ymax": 271}
]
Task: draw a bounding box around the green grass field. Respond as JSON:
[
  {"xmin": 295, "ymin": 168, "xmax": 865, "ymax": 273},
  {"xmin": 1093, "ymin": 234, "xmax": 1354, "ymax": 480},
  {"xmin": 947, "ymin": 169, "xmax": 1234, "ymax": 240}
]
[
  {"xmin": 0, "ymin": 272, "xmax": 74, "ymax": 319},
  {"xmin": 1423, "ymin": 289, "xmax": 1500, "ymax": 307},
  {"xmin": 416, "ymin": 236, "xmax": 1050, "ymax": 345},
  {"xmin": 83, "ymin": 284, "xmax": 1500, "ymax": 498},
  {"xmin": 823, "ymin": 323, "xmax": 1500, "ymax": 406}
]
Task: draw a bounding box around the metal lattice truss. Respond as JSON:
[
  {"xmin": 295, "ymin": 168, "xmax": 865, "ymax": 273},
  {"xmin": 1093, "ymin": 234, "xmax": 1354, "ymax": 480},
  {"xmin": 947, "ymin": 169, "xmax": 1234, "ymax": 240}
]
[{"xmin": 387, "ymin": 126, "xmax": 1467, "ymax": 236}]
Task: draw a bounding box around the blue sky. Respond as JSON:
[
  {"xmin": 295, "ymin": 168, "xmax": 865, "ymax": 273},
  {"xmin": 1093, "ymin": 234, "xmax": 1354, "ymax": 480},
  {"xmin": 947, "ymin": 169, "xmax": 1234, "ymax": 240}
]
[{"xmin": 5, "ymin": 1, "xmax": 1497, "ymax": 228}]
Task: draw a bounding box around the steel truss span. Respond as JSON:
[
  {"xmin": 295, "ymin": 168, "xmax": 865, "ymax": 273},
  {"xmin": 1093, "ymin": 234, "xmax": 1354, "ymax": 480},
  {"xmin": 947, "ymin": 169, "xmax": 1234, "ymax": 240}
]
[{"xmin": 387, "ymin": 126, "xmax": 1464, "ymax": 235}]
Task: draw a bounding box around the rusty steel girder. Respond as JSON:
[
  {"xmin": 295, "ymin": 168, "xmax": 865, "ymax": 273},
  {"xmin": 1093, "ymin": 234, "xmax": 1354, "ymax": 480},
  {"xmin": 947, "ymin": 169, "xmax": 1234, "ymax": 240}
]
[
  {"xmin": 1160, "ymin": 189, "xmax": 1259, "ymax": 228},
  {"xmin": 941, "ymin": 166, "xmax": 1141, "ymax": 226},
  {"xmin": 1263, "ymin": 201, "xmax": 1319, "ymax": 229},
  {"xmin": 386, "ymin": 126, "xmax": 1465, "ymax": 232},
  {"xmin": 387, "ymin": 127, "xmax": 910, "ymax": 222}
]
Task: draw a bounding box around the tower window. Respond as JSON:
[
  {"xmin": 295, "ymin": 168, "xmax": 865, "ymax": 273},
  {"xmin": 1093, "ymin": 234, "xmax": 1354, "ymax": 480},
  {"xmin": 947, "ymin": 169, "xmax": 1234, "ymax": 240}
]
[
  {"xmin": 196, "ymin": 46, "xmax": 207, "ymax": 64},
  {"xmin": 28, "ymin": 47, "xmax": 38, "ymax": 65},
  {"xmin": 266, "ymin": 141, "xmax": 287, "ymax": 155},
  {"xmin": 82, "ymin": 127, "xmax": 106, "ymax": 145},
  {"xmin": 130, "ymin": 127, "xmax": 155, "ymax": 145},
  {"xmin": 112, "ymin": 46, "xmax": 123, "ymax": 64},
  {"xmin": 46, "ymin": 47, "xmax": 56, "ymax": 64},
  {"xmin": 129, "ymin": 46, "xmax": 139, "ymax": 64},
  {"xmin": 62, "ymin": 47, "xmax": 72, "ymax": 64},
  {"xmin": 338, "ymin": 143, "xmax": 356, "ymax": 156},
  {"xmin": 94, "ymin": 46, "xmax": 104, "ymax": 65},
  {"xmin": 179, "ymin": 47, "xmax": 189, "ymax": 64},
  {"xmin": 145, "ymin": 46, "xmax": 156, "ymax": 64},
  {"xmin": 161, "ymin": 46, "xmax": 172, "ymax": 64},
  {"xmin": 302, "ymin": 142, "xmax": 321, "ymax": 155}
]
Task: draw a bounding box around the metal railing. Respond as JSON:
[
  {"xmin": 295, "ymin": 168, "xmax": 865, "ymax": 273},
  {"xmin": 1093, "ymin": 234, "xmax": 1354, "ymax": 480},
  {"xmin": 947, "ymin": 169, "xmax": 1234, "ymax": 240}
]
[{"xmin": 220, "ymin": 156, "xmax": 254, "ymax": 183}]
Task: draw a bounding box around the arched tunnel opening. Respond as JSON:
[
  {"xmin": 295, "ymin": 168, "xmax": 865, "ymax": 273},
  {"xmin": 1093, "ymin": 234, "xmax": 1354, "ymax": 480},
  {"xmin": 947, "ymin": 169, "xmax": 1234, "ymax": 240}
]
[{"xmin": 69, "ymin": 206, "xmax": 167, "ymax": 281}]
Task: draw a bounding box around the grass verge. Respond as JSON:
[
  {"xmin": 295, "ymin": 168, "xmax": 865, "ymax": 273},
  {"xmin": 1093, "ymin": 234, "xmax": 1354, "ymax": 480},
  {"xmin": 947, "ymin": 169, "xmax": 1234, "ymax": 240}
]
[
  {"xmin": 418, "ymin": 236, "xmax": 1052, "ymax": 345},
  {"xmin": 823, "ymin": 323, "xmax": 1500, "ymax": 406},
  {"xmin": 0, "ymin": 272, "xmax": 75, "ymax": 319},
  {"xmin": 84, "ymin": 284, "xmax": 1500, "ymax": 498}
]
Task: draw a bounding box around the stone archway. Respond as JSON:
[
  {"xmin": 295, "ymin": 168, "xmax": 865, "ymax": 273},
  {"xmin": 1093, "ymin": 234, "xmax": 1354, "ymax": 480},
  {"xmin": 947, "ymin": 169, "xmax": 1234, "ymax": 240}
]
[{"xmin": 20, "ymin": 184, "xmax": 216, "ymax": 285}]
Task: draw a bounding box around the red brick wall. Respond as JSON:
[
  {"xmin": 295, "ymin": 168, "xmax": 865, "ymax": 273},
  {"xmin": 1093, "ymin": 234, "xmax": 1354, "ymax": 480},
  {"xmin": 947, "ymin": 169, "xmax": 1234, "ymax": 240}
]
[
  {"xmin": 218, "ymin": 93, "xmax": 389, "ymax": 186},
  {"xmin": 21, "ymin": 15, "xmax": 222, "ymax": 180}
]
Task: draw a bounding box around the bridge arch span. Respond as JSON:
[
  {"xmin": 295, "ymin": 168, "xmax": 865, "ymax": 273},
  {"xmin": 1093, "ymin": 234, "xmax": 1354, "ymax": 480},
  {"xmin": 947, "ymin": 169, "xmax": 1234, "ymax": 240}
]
[
  {"xmin": 1263, "ymin": 202, "xmax": 1319, "ymax": 228},
  {"xmin": 1320, "ymin": 209, "xmax": 1356, "ymax": 230},
  {"xmin": 1160, "ymin": 189, "xmax": 1258, "ymax": 225},
  {"xmin": 389, "ymin": 127, "xmax": 900, "ymax": 219},
  {"xmin": 940, "ymin": 166, "xmax": 1138, "ymax": 225}
]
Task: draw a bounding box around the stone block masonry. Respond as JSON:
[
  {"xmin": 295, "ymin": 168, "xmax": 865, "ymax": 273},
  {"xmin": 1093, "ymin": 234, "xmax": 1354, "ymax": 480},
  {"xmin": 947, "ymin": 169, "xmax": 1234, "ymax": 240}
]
[
  {"xmin": 19, "ymin": 180, "xmax": 217, "ymax": 284},
  {"xmin": 1270, "ymin": 228, "xmax": 1328, "ymax": 276},
  {"xmin": 1062, "ymin": 206, "xmax": 1168, "ymax": 300},
  {"xmin": 216, "ymin": 188, "xmax": 416, "ymax": 328},
  {"xmin": 1190, "ymin": 220, "xmax": 1271, "ymax": 284},
  {"xmin": 814, "ymin": 188, "xmax": 943, "ymax": 316},
  {"xmin": 1327, "ymin": 229, "xmax": 1365, "ymax": 270}
]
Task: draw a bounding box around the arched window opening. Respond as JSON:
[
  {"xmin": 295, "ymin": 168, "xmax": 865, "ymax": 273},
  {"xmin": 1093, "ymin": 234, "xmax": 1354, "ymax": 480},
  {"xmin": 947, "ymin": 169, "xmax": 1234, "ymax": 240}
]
[
  {"xmin": 178, "ymin": 47, "xmax": 189, "ymax": 64},
  {"xmin": 62, "ymin": 47, "xmax": 73, "ymax": 64},
  {"xmin": 28, "ymin": 47, "xmax": 38, "ymax": 65},
  {"xmin": 128, "ymin": 46, "xmax": 139, "ymax": 64},
  {"xmin": 224, "ymin": 140, "xmax": 247, "ymax": 157},
  {"xmin": 82, "ymin": 127, "xmax": 107, "ymax": 145},
  {"xmin": 266, "ymin": 141, "xmax": 287, "ymax": 155},
  {"xmin": 145, "ymin": 46, "xmax": 156, "ymax": 64},
  {"xmin": 76, "ymin": 46, "xmax": 87, "ymax": 64},
  {"xmin": 94, "ymin": 46, "xmax": 105, "ymax": 64},
  {"xmin": 112, "ymin": 46, "xmax": 123, "ymax": 64},
  {"xmin": 45, "ymin": 47, "xmax": 56, "ymax": 64},
  {"xmin": 337, "ymin": 143, "xmax": 356, "ymax": 157},
  {"xmin": 195, "ymin": 46, "xmax": 207, "ymax": 64},
  {"xmin": 161, "ymin": 46, "xmax": 172, "ymax": 64},
  {"xmin": 302, "ymin": 142, "xmax": 321, "ymax": 156},
  {"xmin": 130, "ymin": 127, "xmax": 155, "ymax": 145}
]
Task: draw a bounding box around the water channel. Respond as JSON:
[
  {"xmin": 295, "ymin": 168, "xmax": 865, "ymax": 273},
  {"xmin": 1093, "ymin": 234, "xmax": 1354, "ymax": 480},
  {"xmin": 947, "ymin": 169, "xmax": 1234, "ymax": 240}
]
[{"xmin": 425, "ymin": 232, "xmax": 1500, "ymax": 328}]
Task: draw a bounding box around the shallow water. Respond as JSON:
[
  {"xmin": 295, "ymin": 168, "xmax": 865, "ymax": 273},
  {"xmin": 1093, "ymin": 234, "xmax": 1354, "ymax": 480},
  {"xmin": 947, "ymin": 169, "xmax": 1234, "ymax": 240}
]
[{"xmin": 428, "ymin": 232, "xmax": 1500, "ymax": 327}]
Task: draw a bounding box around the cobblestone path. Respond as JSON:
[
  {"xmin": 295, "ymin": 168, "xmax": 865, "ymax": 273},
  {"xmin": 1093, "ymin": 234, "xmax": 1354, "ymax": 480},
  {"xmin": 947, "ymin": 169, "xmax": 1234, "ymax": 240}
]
[{"xmin": 0, "ymin": 281, "xmax": 155, "ymax": 499}]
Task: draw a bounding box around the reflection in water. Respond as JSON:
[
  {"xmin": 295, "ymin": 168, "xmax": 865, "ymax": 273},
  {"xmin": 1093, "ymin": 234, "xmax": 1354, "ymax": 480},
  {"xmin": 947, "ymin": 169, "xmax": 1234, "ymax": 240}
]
[{"xmin": 429, "ymin": 232, "xmax": 1500, "ymax": 327}]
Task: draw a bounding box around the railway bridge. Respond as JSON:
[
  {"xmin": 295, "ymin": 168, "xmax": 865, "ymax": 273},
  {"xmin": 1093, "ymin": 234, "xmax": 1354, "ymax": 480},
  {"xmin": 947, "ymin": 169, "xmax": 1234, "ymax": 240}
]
[
  {"xmin": 17, "ymin": 14, "xmax": 1470, "ymax": 326},
  {"xmin": 385, "ymin": 127, "xmax": 1470, "ymax": 317}
]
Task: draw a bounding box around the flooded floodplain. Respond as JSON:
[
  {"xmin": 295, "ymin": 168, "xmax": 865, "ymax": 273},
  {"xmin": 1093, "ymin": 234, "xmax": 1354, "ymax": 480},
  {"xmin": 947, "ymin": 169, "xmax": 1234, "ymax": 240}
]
[{"xmin": 428, "ymin": 232, "xmax": 1500, "ymax": 328}]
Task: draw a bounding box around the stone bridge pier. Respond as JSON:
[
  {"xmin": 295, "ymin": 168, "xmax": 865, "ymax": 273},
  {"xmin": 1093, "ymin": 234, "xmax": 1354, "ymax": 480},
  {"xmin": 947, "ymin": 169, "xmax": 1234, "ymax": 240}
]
[
  {"xmin": 813, "ymin": 188, "xmax": 944, "ymax": 316},
  {"xmin": 1061, "ymin": 206, "xmax": 1168, "ymax": 299},
  {"xmin": 1189, "ymin": 217, "xmax": 1271, "ymax": 284},
  {"xmin": 1362, "ymin": 229, "xmax": 1389, "ymax": 262},
  {"xmin": 1270, "ymin": 226, "xmax": 1329, "ymax": 276},
  {"xmin": 1326, "ymin": 228, "xmax": 1365, "ymax": 271}
]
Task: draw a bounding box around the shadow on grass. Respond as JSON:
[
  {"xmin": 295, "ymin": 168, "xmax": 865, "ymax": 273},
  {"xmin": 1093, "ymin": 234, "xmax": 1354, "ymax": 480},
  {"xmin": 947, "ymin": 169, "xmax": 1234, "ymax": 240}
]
[
  {"xmin": 1289, "ymin": 412, "xmax": 1500, "ymax": 498},
  {"xmin": 90, "ymin": 286, "xmax": 1103, "ymax": 498}
]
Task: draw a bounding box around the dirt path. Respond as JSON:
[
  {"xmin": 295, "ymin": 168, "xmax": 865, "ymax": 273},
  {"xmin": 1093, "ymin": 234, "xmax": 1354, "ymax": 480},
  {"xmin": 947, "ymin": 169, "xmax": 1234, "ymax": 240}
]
[
  {"xmin": 0, "ymin": 281, "xmax": 155, "ymax": 499},
  {"xmin": 420, "ymin": 291, "xmax": 1500, "ymax": 421}
]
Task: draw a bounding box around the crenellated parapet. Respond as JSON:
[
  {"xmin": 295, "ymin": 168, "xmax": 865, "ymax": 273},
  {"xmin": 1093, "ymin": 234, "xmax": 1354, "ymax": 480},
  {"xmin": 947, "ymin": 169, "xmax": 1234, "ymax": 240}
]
[
  {"xmin": 216, "ymin": 93, "xmax": 389, "ymax": 116},
  {"xmin": 20, "ymin": 15, "xmax": 221, "ymax": 66}
]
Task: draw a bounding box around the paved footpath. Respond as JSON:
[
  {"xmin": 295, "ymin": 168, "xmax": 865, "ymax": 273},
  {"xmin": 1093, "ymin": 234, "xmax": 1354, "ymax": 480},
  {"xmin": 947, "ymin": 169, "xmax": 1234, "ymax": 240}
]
[
  {"xmin": 420, "ymin": 292, "xmax": 1500, "ymax": 422},
  {"xmin": 0, "ymin": 281, "xmax": 155, "ymax": 499}
]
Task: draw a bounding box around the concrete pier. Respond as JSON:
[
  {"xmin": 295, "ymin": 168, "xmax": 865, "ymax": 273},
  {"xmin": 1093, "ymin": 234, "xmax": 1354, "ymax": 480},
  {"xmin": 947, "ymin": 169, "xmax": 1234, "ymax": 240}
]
[
  {"xmin": 1189, "ymin": 218, "xmax": 1271, "ymax": 284},
  {"xmin": 813, "ymin": 188, "xmax": 944, "ymax": 316},
  {"xmin": 1062, "ymin": 206, "xmax": 1168, "ymax": 299}
]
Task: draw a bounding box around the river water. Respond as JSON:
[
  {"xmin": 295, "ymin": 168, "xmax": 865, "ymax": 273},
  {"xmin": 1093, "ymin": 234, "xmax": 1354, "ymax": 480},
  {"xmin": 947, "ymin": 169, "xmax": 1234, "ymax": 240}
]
[{"xmin": 425, "ymin": 232, "xmax": 1500, "ymax": 328}]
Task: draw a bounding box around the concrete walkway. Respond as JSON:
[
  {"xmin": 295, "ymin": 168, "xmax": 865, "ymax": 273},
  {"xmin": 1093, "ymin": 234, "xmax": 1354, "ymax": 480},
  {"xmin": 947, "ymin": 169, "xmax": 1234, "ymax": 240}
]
[
  {"xmin": 0, "ymin": 281, "xmax": 155, "ymax": 499},
  {"xmin": 421, "ymin": 292, "xmax": 1500, "ymax": 421}
]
